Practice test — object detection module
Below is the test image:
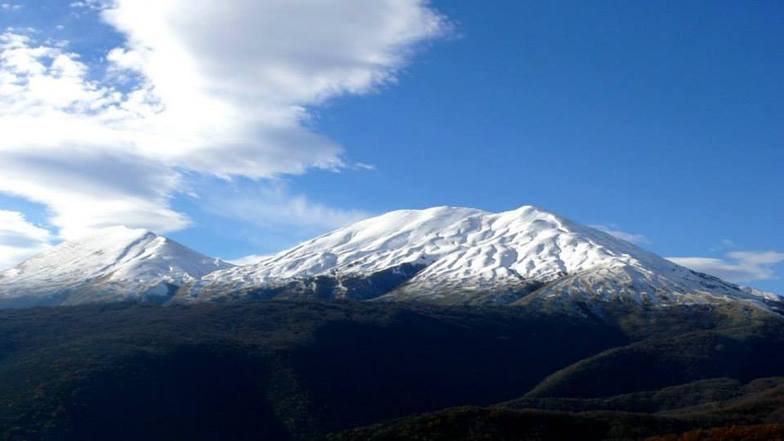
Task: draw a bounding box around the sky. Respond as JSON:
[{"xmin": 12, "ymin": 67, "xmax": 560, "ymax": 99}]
[{"xmin": 0, "ymin": 0, "xmax": 782, "ymax": 292}]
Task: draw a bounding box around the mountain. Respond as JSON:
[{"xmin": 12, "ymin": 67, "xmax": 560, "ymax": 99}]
[
  {"xmin": 0, "ymin": 226, "xmax": 233, "ymax": 307},
  {"xmin": 0, "ymin": 209, "xmax": 780, "ymax": 440},
  {"xmin": 0, "ymin": 205, "xmax": 778, "ymax": 312},
  {"xmin": 178, "ymin": 205, "xmax": 779, "ymax": 312},
  {"xmin": 0, "ymin": 300, "xmax": 782, "ymax": 441}
]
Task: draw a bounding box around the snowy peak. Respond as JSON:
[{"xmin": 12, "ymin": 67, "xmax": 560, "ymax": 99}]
[
  {"xmin": 200, "ymin": 204, "xmax": 648, "ymax": 284},
  {"xmin": 0, "ymin": 226, "xmax": 233, "ymax": 306},
  {"xmin": 188, "ymin": 205, "xmax": 778, "ymax": 309},
  {"xmin": 260, "ymin": 206, "xmax": 488, "ymax": 276},
  {"xmin": 0, "ymin": 207, "xmax": 778, "ymax": 312}
]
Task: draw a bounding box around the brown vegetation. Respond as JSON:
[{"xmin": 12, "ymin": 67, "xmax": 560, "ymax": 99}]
[{"xmin": 646, "ymin": 424, "xmax": 784, "ymax": 441}]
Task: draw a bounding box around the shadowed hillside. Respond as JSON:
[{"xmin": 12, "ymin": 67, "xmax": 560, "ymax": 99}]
[
  {"xmin": 0, "ymin": 300, "xmax": 624, "ymax": 441},
  {"xmin": 0, "ymin": 299, "xmax": 782, "ymax": 440}
]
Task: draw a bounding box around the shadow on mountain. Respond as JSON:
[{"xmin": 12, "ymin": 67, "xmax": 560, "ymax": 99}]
[
  {"xmin": 0, "ymin": 300, "xmax": 623, "ymax": 440},
  {"xmin": 325, "ymin": 377, "xmax": 784, "ymax": 441},
  {"xmin": 0, "ymin": 299, "xmax": 782, "ymax": 440}
]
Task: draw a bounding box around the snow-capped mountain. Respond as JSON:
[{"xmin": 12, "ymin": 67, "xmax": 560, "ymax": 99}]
[
  {"xmin": 179, "ymin": 206, "xmax": 779, "ymax": 310},
  {"xmin": 0, "ymin": 226, "xmax": 233, "ymax": 307},
  {"xmin": 0, "ymin": 206, "xmax": 777, "ymax": 312}
]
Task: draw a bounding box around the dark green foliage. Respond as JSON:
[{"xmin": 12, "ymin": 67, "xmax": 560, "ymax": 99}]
[
  {"xmin": 526, "ymin": 319, "xmax": 784, "ymax": 398},
  {"xmin": 0, "ymin": 300, "xmax": 624, "ymax": 440},
  {"xmin": 646, "ymin": 424, "xmax": 784, "ymax": 441},
  {"xmin": 0, "ymin": 299, "xmax": 783, "ymax": 440},
  {"xmin": 502, "ymin": 378, "xmax": 776, "ymax": 413},
  {"xmin": 324, "ymin": 406, "xmax": 688, "ymax": 441},
  {"xmin": 325, "ymin": 378, "xmax": 784, "ymax": 441}
]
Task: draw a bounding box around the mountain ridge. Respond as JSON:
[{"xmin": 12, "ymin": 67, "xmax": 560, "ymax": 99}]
[
  {"xmin": 0, "ymin": 226, "xmax": 233, "ymax": 307},
  {"xmin": 179, "ymin": 205, "xmax": 779, "ymax": 311},
  {"xmin": 0, "ymin": 206, "xmax": 778, "ymax": 311}
]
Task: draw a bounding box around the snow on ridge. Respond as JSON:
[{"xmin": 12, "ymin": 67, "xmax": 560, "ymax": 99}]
[
  {"xmin": 0, "ymin": 206, "xmax": 777, "ymax": 309},
  {"xmin": 189, "ymin": 204, "xmax": 778, "ymax": 308},
  {"xmin": 211, "ymin": 204, "xmax": 653, "ymax": 282},
  {"xmin": 0, "ymin": 225, "xmax": 233, "ymax": 302}
]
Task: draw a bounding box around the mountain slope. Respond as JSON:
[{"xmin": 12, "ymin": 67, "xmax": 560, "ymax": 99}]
[
  {"xmin": 0, "ymin": 301, "xmax": 628, "ymax": 441},
  {"xmin": 0, "ymin": 300, "xmax": 777, "ymax": 441},
  {"xmin": 180, "ymin": 206, "xmax": 777, "ymax": 310},
  {"xmin": 0, "ymin": 226, "xmax": 232, "ymax": 307},
  {"xmin": 0, "ymin": 205, "xmax": 777, "ymax": 311}
]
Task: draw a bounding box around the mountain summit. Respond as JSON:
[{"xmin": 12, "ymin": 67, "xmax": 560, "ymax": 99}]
[
  {"xmin": 180, "ymin": 206, "xmax": 779, "ymax": 311},
  {"xmin": 0, "ymin": 226, "xmax": 233, "ymax": 307},
  {"xmin": 0, "ymin": 207, "xmax": 778, "ymax": 311}
]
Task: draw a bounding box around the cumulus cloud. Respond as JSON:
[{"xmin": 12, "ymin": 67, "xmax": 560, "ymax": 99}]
[
  {"xmin": 0, "ymin": 1, "xmax": 447, "ymax": 243},
  {"xmin": 0, "ymin": 32, "xmax": 186, "ymax": 239},
  {"xmin": 97, "ymin": 0, "xmax": 447, "ymax": 177},
  {"xmin": 0, "ymin": 210, "xmax": 53, "ymax": 270},
  {"xmin": 590, "ymin": 224, "xmax": 650, "ymax": 245},
  {"xmin": 668, "ymin": 251, "xmax": 784, "ymax": 283}
]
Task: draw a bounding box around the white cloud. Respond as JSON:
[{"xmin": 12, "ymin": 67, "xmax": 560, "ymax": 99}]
[
  {"xmin": 710, "ymin": 238, "xmax": 736, "ymax": 252},
  {"xmin": 68, "ymin": 1, "xmax": 106, "ymax": 11},
  {"xmin": 0, "ymin": 1, "xmax": 447, "ymax": 241},
  {"xmin": 352, "ymin": 162, "xmax": 377, "ymax": 171},
  {"xmin": 668, "ymin": 251, "xmax": 784, "ymax": 283},
  {"xmin": 0, "ymin": 32, "xmax": 190, "ymax": 239},
  {"xmin": 0, "ymin": 210, "xmax": 53, "ymax": 270},
  {"xmin": 226, "ymin": 254, "xmax": 271, "ymax": 266},
  {"xmin": 202, "ymin": 181, "xmax": 370, "ymax": 233},
  {"xmin": 1, "ymin": 3, "xmax": 23, "ymax": 12},
  {"xmin": 98, "ymin": 0, "xmax": 447, "ymax": 177},
  {"xmin": 590, "ymin": 224, "xmax": 650, "ymax": 245}
]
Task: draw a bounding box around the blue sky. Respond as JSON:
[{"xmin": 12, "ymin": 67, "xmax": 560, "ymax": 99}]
[{"xmin": 0, "ymin": 1, "xmax": 782, "ymax": 292}]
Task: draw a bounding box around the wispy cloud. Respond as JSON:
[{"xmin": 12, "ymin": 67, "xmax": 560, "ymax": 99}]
[
  {"xmin": 1, "ymin": 3, "xmax": 22, "ymax": 12},
  {"xmin": 590, "ymin": 224, "xmax": 650, "ymax": 245},
  {"xmin": 0, "ymin": 1, "xmax": 448, "ymax": 246},
  {"xmin": 202, "ymin": 181, "xmax": 371, "ymax": 234},
  {"xmin": 68, "ymin": 1, "xmax": 107, "ymax": 11},
  {"xmin": 709, "ymin": 238, "xmax": 736, "ymax": 252},
  {"xmin": 668, "ymin": 251, "xmax": 784, "ymax": 283},
  {"xmin": 225, "ymin": 254, "xmax": 271, "ymax": 266},
  {"xmin": 0, "ymin": 210, "xmax": 53, "ymax": 270},
  {"xmin": 352, "ymin": 162, "xmax": 377, "ymax": 171}
]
